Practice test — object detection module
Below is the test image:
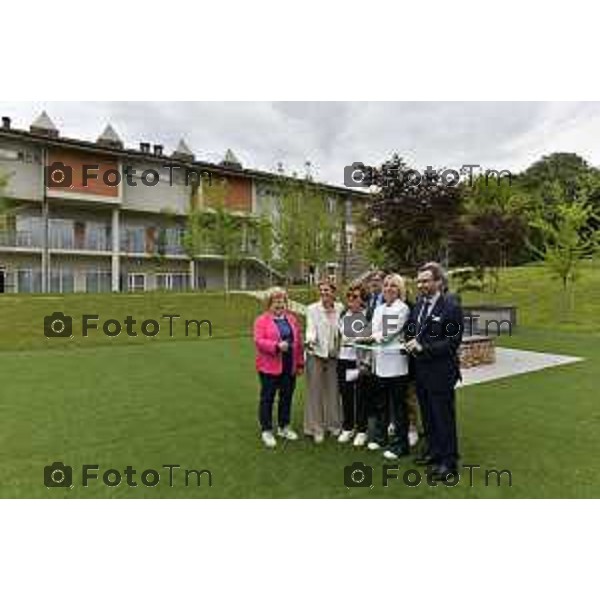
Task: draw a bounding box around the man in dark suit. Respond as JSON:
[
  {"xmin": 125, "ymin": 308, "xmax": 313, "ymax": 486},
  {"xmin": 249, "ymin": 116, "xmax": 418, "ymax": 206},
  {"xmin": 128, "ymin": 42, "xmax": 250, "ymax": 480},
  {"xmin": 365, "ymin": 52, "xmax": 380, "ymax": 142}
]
[
  {"xmin": 365, "ymin": 270, "xmax": 385, "ymax": 322},
  {"xmin": 405, "ymin": 262, "xmax": 463, "ymax": 481}
]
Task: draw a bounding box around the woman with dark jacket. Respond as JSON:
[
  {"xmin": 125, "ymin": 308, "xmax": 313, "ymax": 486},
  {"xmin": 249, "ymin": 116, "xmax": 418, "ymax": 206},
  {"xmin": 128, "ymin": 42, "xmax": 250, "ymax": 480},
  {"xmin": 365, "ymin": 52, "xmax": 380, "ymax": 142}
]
[{"xmin": 336, "ymin": 283, "xmax": 370, "ymax": 447}]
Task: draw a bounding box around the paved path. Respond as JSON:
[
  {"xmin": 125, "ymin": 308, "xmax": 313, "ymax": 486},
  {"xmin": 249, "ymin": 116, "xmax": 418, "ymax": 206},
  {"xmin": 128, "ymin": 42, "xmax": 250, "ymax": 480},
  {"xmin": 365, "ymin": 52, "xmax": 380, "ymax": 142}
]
[{"xmin": 459, "ymin": 347, "xmax": 583, "ymax": 387}]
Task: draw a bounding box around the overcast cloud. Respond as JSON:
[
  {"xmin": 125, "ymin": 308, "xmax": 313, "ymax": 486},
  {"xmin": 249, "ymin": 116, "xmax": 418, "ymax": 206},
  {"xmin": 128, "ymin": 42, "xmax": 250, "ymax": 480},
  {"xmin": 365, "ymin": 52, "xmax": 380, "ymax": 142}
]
[{"xmin": 1, "ymin": 101, "xmax": 600, "ymax": 186}]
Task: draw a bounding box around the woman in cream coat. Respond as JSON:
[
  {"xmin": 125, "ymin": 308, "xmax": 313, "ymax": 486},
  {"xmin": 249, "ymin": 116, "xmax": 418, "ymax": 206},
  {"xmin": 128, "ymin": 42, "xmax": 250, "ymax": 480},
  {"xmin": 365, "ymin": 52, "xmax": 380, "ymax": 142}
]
[{"xmin": 304, "ymin": 279, "xmax": 344, "ymax": 443}]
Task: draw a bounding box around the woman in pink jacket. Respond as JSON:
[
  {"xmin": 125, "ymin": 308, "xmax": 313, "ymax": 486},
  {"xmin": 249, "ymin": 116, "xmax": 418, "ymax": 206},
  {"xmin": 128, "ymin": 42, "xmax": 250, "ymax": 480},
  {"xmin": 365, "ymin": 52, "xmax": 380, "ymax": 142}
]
[{"xmin": 253, "ymin": 287, "xmax": 304, "ymax": 448}]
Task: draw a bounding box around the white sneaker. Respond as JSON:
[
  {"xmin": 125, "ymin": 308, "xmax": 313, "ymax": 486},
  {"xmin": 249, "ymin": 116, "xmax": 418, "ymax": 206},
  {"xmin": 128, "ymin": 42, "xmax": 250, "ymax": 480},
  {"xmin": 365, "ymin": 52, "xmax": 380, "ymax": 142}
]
[
  {"xmin": 408, "ymin": 427, "xmax": 419, "ymax": 447},
  {"xmin": 337, "ymin": 430, "xmax": 354, "ymax": 444},
  {"xmin": 353, "ymin": 432, "xmax": 368, "ymax": 447},
  {"xmin": 261, "ymin": 431, "xmax": 277, "ymax": 448},
  {"xmin": 383, "ymin": 450, "xmax": 399, "ymax": 460},
  {"xmin": 367, "ymin": 442, "xmax": 381, "ymax": 451},
  {"xmin": 277, "ymin": 427, "xmax": 299, "ymax": 441},
  {"xmin": 313, "ymin": 431, "xmax": 325, "ymax": 444}
]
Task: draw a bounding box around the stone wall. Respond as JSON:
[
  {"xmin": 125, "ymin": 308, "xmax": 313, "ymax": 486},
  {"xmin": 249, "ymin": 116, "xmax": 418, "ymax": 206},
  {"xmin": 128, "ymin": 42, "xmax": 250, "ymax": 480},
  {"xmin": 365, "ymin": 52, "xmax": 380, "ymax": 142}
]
[{"xmin": 459, "ymin": 335, "xmax": 496, "ymax": 369}]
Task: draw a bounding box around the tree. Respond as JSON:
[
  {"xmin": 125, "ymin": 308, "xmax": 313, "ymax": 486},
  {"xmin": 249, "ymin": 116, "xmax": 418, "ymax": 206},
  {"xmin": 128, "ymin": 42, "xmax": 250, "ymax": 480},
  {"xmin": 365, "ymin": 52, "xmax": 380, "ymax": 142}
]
[
  {"xmin": 518, "ymin": 152, "xmax": 597, "ymax": 203},
  {"xmin": 153, "ymin": 207, "xmax": 178, "ymax": 268},
  {"xmin": 365, "ymin": 154, "xmax": 463, "ymax": 270},
  {"xmin": 271, "ymin": 167, "xmax": 340, "ymax": 286},
  {"xmin": 529, "ymin": 199, "xmax": 600, "ymax": 311},
  {"xmin": 451, "ymin": 174, "xmax": 531, "ymax": 290},
  {"xmin": 355, "ymin": 218, "xmax": 387, "ymax": 270},
  {"xmin": 236, "ymin": 212, "xmax": 276, "ymax": 286},
  {"xmin": 183, "ymin": 177, "xmax": 245, "ymax": 294}
]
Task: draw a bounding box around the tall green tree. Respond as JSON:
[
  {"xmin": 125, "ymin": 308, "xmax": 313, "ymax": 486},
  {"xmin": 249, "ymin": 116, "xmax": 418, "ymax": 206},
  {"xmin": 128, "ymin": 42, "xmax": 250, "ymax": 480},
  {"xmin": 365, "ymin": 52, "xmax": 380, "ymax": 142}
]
[
  {"xmin": 251, "ymin": 214, "xmax": 275, "ymax": 284},
  {"xmin": 355, "ymin": 215, "xmax": 387, "ymax": 270},
  {"xmin": 271, "ymin": 167, "xmax": 340, "ymax": 285},
  {"xmin": 518, "ymin": 152, "xmax": 596, "ymax": 200},
  {"xmin": 184, "ymin": 178, "xmax": 245, "ymax": 294},
  {"xmin": 529, "ymin": 199, "xmax": 600, "ymax": 311},
  {"xmin": 451, "ymin": 174, "xmax": 532, "ymax": 290}
]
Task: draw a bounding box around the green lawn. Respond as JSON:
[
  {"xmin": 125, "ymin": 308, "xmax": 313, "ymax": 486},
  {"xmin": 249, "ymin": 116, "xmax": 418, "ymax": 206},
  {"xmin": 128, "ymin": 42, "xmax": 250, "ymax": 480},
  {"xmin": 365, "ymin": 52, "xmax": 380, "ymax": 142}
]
[
  {"xmin": 459, "ymin": 261, "xmax": 600, "ymax": 334},
  {"xmin": 0, "ymin": 268, "xmax": 598, "ymax": 498}
]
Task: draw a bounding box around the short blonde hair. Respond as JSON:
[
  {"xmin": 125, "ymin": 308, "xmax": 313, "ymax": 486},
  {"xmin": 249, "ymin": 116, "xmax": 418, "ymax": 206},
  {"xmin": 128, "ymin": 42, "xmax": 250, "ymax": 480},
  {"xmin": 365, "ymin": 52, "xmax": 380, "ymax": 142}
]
[
  {"xmin": 383, "ymin": 273, "xmax": 406, "ymax": 301},
  {"xmin": 317, "ymin": 278, "xmax": 337, "ymax": 293},
  {"xmin": 265, "ymin": 286, "xmax": 288, "ymax": 310}
]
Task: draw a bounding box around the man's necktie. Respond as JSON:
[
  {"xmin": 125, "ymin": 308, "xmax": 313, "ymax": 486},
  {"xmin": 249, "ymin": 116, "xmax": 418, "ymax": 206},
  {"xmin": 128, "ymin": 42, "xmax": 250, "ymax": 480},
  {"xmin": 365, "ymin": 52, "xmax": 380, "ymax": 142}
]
[{"xmin": 418, "ymin": 299, "xmax": 431, "ymax": 332}]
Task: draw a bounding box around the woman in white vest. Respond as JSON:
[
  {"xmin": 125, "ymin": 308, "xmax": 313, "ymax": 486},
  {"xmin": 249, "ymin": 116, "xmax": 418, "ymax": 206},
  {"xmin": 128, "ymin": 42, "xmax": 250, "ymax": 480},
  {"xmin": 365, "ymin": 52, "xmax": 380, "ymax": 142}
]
[
  {"xmin": 304, "ymin": 279, "xmax": 344, "ymax": 443},
  {"xmin": 367, "ymin": 273, "xmax": 411, "ymax": 458}
]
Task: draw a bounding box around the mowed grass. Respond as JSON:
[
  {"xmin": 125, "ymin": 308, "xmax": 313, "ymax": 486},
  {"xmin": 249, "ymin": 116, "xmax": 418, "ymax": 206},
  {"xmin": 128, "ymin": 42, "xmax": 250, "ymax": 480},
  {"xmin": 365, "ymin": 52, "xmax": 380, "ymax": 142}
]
[
  {"xmin": 0, "ymin": 267, "xmax": 598, "ymax": 498},
  {"xmin": 0, "ymin": 291, "xmax": 262, "ymax": 352},
  {"xmin": 459, "ymin": 261, "xmax": 600, "ymax": 333}
]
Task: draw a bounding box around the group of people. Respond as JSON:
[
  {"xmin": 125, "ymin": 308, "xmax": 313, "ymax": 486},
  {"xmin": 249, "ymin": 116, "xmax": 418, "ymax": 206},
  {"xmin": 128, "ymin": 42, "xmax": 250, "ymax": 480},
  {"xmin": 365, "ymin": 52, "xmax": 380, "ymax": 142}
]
[{"xmin": 252, "ymin": 261, "xmax": 464, "ymax": 480}]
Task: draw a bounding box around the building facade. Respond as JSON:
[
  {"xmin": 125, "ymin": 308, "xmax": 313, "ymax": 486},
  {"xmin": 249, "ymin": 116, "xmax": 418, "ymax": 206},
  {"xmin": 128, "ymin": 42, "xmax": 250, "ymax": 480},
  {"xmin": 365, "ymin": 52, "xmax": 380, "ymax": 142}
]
[{"xmin": 0, "ymin": 112, "xmax": 367, "ymax": 294}]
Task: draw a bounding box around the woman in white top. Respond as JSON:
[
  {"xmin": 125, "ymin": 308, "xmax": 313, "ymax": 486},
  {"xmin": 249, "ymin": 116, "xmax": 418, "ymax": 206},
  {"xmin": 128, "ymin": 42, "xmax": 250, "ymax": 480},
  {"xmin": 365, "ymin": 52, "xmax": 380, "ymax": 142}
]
[
  {"xmin": 366, "ymin": 273, "xmax": 411, "ymax": 457},
  {"xmin": 304, "ymin": 279, "xmax": 344, "ymax": 443}
]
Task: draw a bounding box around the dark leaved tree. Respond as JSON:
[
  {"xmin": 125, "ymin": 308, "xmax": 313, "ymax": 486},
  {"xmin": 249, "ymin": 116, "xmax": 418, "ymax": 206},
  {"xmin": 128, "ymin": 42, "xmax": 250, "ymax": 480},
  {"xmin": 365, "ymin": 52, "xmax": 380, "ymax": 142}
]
[{"xmin": 365, "ymin": 154, "xmax": 463, "ymax": 271}]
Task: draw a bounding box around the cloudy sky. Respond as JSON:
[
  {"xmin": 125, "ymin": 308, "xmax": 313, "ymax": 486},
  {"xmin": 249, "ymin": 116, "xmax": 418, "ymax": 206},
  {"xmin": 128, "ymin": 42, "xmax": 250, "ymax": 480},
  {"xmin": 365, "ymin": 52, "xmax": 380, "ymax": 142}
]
[{"xmin": 1, "ymin": 101, "xmax": 600, "ymax": 186}]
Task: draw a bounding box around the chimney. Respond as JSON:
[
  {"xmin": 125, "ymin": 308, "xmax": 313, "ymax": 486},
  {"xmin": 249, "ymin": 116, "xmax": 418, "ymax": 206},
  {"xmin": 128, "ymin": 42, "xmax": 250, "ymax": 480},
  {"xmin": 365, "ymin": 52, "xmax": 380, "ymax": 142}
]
[
  {"xmin": 140, "ymin": 142, "xmax": 151, "ymax": 153},
  {"xmin": 2, "ymin": 116, "xmax": 10, "ymax": 129},
  {"xmin": 153, "ymin": 144, "xmax": 163, "ymax": 156}
]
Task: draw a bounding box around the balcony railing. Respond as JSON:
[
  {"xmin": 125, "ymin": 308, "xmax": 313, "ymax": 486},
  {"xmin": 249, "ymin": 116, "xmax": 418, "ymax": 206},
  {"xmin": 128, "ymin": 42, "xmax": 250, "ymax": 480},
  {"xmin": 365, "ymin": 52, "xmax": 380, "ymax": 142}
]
[
  {"xmin": 0, "ymin": 230, "xmax": 111, "ymax": 252},
  {"xmin": 0, "ymin": 230, "xmax": 261, "ymax": 258},
  {"xmin": 0, "ymin": 231, "xmax": 37, "ymax": 248}
]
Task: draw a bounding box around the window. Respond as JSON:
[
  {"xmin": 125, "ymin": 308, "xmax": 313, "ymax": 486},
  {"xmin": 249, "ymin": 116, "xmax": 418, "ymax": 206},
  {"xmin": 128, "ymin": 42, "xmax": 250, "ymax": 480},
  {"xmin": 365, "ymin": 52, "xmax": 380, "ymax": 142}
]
[
  {"xmin": 156, "ymin": 272, "xmax": 188, "ymax": 291},
  {"xmin": 128, "ymin": 273, "xmax": 146, "ymax": 292},
  {"xmin": 16, "ymin": 215, "xmax": 43, "ymax": 247},
  {"xmin": 161, "ymin": 228, "xmax": 186, "ymax": 255},
  {"xmin": 171, "ymin": 273, "xmax": 188, "ymax": 291},
  {"xmin": 17, "ymin": 269, "xmax": 42, "ymax": 293},
  {"xmin": 121, "ymin": 227, "xmax": 146, "ymax": 253},
  {"xmin": 0, "ymin": 148, "xmax": 19, "ymax": 161},
  {"xmin": 49, "ymin": 219, "xmax": 74, "ymax": 250},
  {"xmin": 86, "ymin": 224, "xmax": 112, "ymax": 251},
  {"xmin": 50, "ymin": 268, "xmax": 74, "ymax": 293},
  {"xmin": 86, "ymin": 271, "xmax": 112, "ymax": 293}
]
